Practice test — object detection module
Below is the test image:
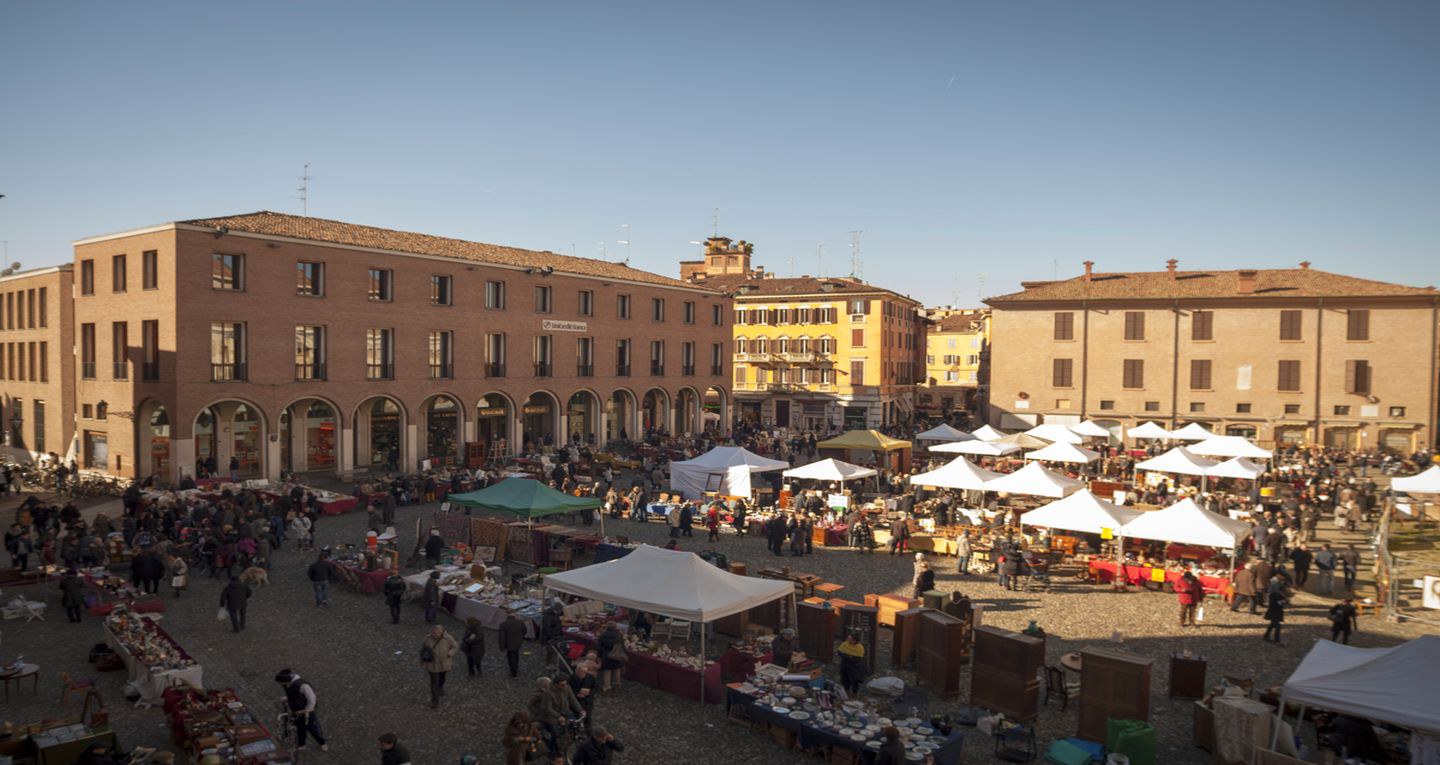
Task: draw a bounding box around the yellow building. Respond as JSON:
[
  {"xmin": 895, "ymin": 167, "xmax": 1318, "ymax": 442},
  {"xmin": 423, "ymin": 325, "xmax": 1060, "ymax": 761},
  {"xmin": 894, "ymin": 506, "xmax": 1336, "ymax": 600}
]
[
  {"xmin": 919, "ymin": 308, "xmax": 990, "ymax": 418},
  {"xmin": 682, "ymin": 237, "xmax": 925, "ymax": 431}
]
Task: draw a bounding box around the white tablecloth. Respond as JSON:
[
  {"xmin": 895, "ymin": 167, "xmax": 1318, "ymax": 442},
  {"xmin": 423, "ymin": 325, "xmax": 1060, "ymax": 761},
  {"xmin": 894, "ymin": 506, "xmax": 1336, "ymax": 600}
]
[{"xmin": 104, "ymin": 624, "xmax": 203, "ymax": 705}]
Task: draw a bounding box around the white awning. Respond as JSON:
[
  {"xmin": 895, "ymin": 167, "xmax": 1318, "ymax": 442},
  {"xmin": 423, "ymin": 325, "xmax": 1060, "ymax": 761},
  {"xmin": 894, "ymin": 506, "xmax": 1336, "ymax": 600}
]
[
  {"xmin": 931, "ymin": 439, "xmax": 1022, "ymax": 457},
  {"xmin": 1187, "ymin": 435, "xmax": 1273, "ymax": 460},
  {"xmin": 1390, "ymin": 465, "xmax": 1440, "ymax": 495},
  {"xmin": 1069, "ymin": 420, "xmax": 1112, "ymax": 438},
  {"xmin": 1170, "ymin": 422, "xmax": 1217, "ymax": 441},
  {"xmin": 1135, "ymin": 446, "xmax": 1219, "ymax": 477},
  {"xmin": 1024, "ymin": 423, "xmax": 1085, "ymax": 444},
  {"xmin": 1119, "ymin": 498, "xmax": 1253, "ymax": 548},
  {"xmin": 970, "ymin": 424, "xmax": 1009, "ymax": 441},
  {"xmin": 910, "ymin": 457, "xmax": 1003, "ymax": 490},
  {"xmin": 1024, "ymin": 441, "xmax": 1100, "ymax": 464},
  {"xmin": 1281, "ymin": 635, "xmax": 1440, "ymax": 735},
  {"xmin": 914, "ymin": 424, "xmax": 974, "ymax": 442},
  {"xmin": 1021, "ymin": 489, "xmax": 1141, "ymax": 535},
  {"xmin": 669, "ymin": 446, "xmax": 790, "ymax": 500},
  {"xmin": 782, "ymin": 458, "xmax": 877, "ymax": 482},
  {"xmin": 984, "ymin": 462, "xmax": 1084, "ymax": 498},
  {"xmin": 1127, "ymin": 421, "xmax": 1172, "ymax": 440},
  {"xmin": 1206, "ymin": 457, "xmax": 1266, "ymax": 480},
  {"xmin": 543, "ymin": 544, "xmax": 794, "ymax": 623}
]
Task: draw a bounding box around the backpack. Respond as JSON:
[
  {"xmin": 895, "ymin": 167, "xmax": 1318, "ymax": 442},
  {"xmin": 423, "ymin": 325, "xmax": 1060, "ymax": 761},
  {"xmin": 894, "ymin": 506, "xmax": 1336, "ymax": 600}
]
[{"xmin": 420, "ymin": 643, "xmax": 436, "ymax": 663}]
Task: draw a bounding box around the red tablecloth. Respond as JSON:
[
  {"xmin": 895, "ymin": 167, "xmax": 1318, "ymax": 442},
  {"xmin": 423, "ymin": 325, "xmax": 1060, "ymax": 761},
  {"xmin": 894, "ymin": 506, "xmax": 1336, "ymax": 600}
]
[
  {"xmin": 572, "ymin": 632, "xmax": 723, "ymax": 704},
  {"xmin": 1165, "ymin": 544, "xmax": 1218, "ymax": 561},
  {"xmin": 335, "ymin": 562, "xmax": 391, "ymax": 595},
  {"xmin": 318, "ymin": 497, "xmax": 359, "ymax": 516},
  {"xmin": 1088, "ymin": 560, "xmax": 1233, "ymax": 599}
]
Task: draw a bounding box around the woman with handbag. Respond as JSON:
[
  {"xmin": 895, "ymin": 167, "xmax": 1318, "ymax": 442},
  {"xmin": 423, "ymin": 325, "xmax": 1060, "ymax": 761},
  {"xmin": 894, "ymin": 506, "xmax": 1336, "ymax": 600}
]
[
  {"xmin": 502, "ymin": 711, "xmax": 542, "ymax": 765},
  {"xmin": 597, "ymin": 623, "xmax": 626, "ymax": 693},
  {"xmin": 420, "ymin": 624, "xmax": 458, "ymax": 708}
]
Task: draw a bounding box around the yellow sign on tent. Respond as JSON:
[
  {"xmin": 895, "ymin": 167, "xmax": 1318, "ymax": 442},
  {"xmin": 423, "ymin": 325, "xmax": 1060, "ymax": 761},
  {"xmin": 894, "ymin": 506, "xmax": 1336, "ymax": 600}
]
[
  {"xmin": 1100, "ymin": 527, "xmax": 1113, "ymax": 540},
  {"xmin": 1151, "ymin": 567, "xmax": 1167, "ymax": 583}
]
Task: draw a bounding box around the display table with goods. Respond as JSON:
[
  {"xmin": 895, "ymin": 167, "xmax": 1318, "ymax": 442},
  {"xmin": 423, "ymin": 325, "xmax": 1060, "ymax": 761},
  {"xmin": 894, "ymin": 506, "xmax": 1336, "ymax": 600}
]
[
  {"xmin": 161, "ymin": 685, "xmax": 292, "ymax": 763},
  {"xmin": 405, "ymin": 566, "xmax": 542, "ymax": 635},
  {"xmin": 567, "ymin": 623, "xmax": 724, "ymax": 704},
  {"xmin": 82, "ymin": 569, "xmax": 168, "ymax": 616},
  {"xmin": 1084, "ymin": 558, "xmax": 1234, "ymax": 599},
  {"xmin": 726, "ymin": 674, "xmax": 965, "ymax": 763},
  {"xmin": 104, "ymin": 608, "xmax": 203, "ymax": 705},
  {"xmin": 0, "ymin": 721, "xmax": 118, "ymax": 765}
]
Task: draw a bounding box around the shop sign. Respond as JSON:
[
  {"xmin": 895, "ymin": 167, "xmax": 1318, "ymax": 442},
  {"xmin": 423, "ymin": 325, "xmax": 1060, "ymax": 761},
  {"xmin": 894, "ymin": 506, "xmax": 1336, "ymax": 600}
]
[
  {"xmin": 478, "ymin": 407, "xmax": 508, "ymax": 418},
  {"xmin": 542, "ymin": 319, "xmax": 588, "ymax": 333},
  {"xmin": 522, "ymin": 405, "xmax": 550, "ymax": 415}
]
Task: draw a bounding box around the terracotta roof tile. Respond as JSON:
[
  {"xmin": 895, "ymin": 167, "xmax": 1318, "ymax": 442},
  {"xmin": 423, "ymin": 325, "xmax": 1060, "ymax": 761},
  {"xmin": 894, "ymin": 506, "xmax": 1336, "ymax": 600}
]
[
  {"xmin": 933, "ymin": 312, "xmax": 987, "ymax": 333},
  {"xmin": 986, "ymin": 267, "xmax": 1436, "ymax": 304},
  {"xmin": 692, "ymin": 274, "xmax": 919, "ymax": 302},
  {"xmin": 181, "ymin": 211, "xmax": 712, "ymax": 291}
]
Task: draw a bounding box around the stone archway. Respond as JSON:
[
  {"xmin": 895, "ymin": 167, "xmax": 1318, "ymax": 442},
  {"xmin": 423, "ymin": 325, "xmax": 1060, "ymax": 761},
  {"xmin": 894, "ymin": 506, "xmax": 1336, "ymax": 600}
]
[
  {"xmin": 566, "ymin": 390, "xmax": 600, "ymax": 445},
  {"xmin": 703, "ymin": 386, "xmax": 729, "ymax": 434},
  {"xmin": 279, "ymin": 397, "xmax": 340, "ymax": 474},
  {"xmin": 642, "ymin": 388, "xmax": 671, "ymax": 434},
  {"xmin": 421, "ymin": 394, "xmax": 464, "ymax": 466},
  {"xmin": 476, "ymin": 392, "xmax": 515, "ymax": 460},
  {"xmin": 136, "ymin": 399, "xmax": 172, "ymax": 483},
  {"xmin": 192, "ymin": 399, "xmax": 267, "ymax": 479},
  {"xmin": 354, "ymin": 396, "xmax": 405, "ymax": 471},
  {"xmin": 521, "ymin": 391, "xmax": 560, "ymax": 450},
  {"xmin": 607, "ymin": 389, "xmax": 637, "ymax": 442},
  {"xmin": 675, "ymin": 387, "xmax": 701, "ymax": 436}
]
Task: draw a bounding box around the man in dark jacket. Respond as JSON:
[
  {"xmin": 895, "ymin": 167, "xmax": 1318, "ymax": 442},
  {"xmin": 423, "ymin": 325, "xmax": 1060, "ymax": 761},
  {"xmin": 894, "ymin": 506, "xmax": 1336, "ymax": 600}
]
[
  {"xmin": 498, "ymin": 610, "xmax": 527, "ymax": 678},
  {"xmin": 541, "ymin": 604, "xmax": 564, "ymax": 668},
  {"xmin": 1288, "ymin": 543, "xmax": 1313, "ymax": 589},
  {"xmin": 131, "ymin": 549, "xmax": 165, "ymax": 595},
  {"xmin": 572, "ymin": 726, "xmax": 624, "ymax": 765},
  {"xmin": 422, "ymin": 571, "xmax": 441, "ymax": 623},
  {"xmin": 59, "ymin": 568, "xmax": 86, "ymax": 622},
  {"xmin": 220, "ymin": 574, "xmax": 252, "ymax": 632},
  {"xmin": 888, "ymin": 515, "xmax": 909, "ymax": 555},
  {"xmin": 1253, "ymin": 559, "xmax": 1274, "ymax": 607},
  {"xmin": 307, "ymin": 552, "xmax": 337, "ymax": 607},
  {"xmin": 275, "ymin": 669, "xmax": 328, "ymax": 751},
  {"xmin": 424, "ymin": 529, "xmax": 444, "ymax": 567},
  {"xmin": 383, "ymin": 573, "xmax": 406, "ymax": 624}
]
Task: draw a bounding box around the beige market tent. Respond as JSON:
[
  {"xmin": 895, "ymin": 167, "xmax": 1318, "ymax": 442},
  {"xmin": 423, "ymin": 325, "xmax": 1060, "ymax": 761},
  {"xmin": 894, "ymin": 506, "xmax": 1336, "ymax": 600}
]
[
  {"xmin": 909, "ymin": 456, "xmax": 1003, "ymax": 491},
  {"xmin": 1024, "ymin": 441, "xmax": 1101, "ymax": 464}
]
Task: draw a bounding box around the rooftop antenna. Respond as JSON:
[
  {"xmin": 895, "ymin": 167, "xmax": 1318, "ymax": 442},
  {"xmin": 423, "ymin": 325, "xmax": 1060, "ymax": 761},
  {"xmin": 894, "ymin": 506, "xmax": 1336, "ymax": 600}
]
[
  {"xmin": 597, "ymin": 241, "xmax": 609, "ymax": 259},
  {"xmin": 976, "ymin": 273, "xmax": 987, "ymax": 303},
  {"xmin": 816, "ymin": 244, "xmax": 825, "ymax": 277},
  {"xmin": 293, "ymin": 163, "xmax": 311, "ymax": 215},
  {"xmin": 787, "ymin": 251, "xmax": 796, "ymax": 277},
  {"xmin": 1052, "ymin": 258, "xmax": 1058, "ymax": 280},
  {"xmin": 848, "ymin": 230, "xmax": 864, "ymax": 279},
  {"xmin": 618, "ymin": 224, "xmax": 631, "ymax": 266},
  {"xmin": 712, "ymin": 208, "xmax": 721, "ymax": 237}
]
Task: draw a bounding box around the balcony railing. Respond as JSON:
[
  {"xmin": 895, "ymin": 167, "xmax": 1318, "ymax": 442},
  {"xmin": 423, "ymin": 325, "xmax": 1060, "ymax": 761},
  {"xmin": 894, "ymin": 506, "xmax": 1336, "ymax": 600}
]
[
  {"xmin": 682, "ymin": 365, "xmax": 695, "ymax": 376},
  {"xmin": 430, "ymin": 364, "xmax": 453, "ymax": 380},
  {"xmin": 711, "ymin": 365, "xmax": 724, "ymax": 376},
  {"xmin": 779, "ymin": 352, "xmax": 815, "ymax": 363},
  {"xmin": 81, "ymin": 362, "xmax": 96, "ymax": 379},
  {"xmin": 616, "ymin": 363, "xmax": 631, "ymax": 377},
  {"xmin": 212, "ymin": 362, "xmax": 247, "ymax": 382},
  {"xmin": 112, "ymin": 362, "xmax": 128, "ymax": 380},
  {"xmin": 650, "ymin": 364, "xmax": 665, "ymax": 376},
  {"xmin": 365, "ymin": 363, "xmax": 393, "ymax": 381},
  {"xmin": 734, "ymin": 352, "xmax": 774, "ymax": 363},
  {"xmin": 295, "ymin": 362, "xmax": 327, "ymax": 381},
  {"xmin": 534, "ymin": 362, "xmax": 552, "ymax": 378},
  {"xmin": 576, "ymin": 364, "xmax": 594, "ymax": 377},
  {"xmin": 485, "ymin": 362, "xmax": 506, "ymax": 378}
]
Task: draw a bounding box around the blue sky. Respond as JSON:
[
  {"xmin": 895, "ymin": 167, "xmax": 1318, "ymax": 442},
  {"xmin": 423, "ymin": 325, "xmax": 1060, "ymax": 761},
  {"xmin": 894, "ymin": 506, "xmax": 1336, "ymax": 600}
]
[{"xmin": 2, "ymin": 1, "xmax": 1437, "ymax": 304}]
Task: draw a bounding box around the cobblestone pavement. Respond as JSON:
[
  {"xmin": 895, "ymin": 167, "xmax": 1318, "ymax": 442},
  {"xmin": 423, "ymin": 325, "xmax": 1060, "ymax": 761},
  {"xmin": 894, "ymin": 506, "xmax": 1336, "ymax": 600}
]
[{"xmin": 3, "ymin": 483, "xmax": 1430, "ymax": 764}]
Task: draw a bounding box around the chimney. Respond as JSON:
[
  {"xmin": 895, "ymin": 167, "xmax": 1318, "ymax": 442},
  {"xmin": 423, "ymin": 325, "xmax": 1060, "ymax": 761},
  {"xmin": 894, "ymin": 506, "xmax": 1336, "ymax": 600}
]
[
  {"xmin": 1083, "ymin": 260, "xmax": 1094, "ymax": 282},
  {"xmin": 1299, "ymin": 260, "xmax": 1311, "ymax": 270},
  {"xmin": 1237, "ymin": 269, "xmax": 1258, "ymax": 294},
  {"xmin": 1166, "ymin": 259, "xmax": 1178, "ymax": 280}
]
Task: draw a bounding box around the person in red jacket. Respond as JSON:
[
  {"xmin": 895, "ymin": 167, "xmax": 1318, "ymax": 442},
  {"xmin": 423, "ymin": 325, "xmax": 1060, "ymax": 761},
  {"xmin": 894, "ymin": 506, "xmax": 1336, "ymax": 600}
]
[{"xmin": 1177, "ymin": 570, "xmax": 1206, "ymax": 627}]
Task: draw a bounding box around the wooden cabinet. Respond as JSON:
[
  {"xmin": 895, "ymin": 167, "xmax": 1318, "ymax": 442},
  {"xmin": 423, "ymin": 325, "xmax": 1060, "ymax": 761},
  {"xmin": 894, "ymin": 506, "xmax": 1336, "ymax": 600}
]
[
  {"xmin": 891, "ymin": 607, "xmax": 927, "ymax": 670},
  {"xmin": 1077, "ymin": 648, "xmax": 1153, "ymax": 742},
  {"xmin": 915, "ymin": 610, "xmax": 966, "ymax": 700},
  {"xmin": 864, "ymin": 593, "xmax": 920, "ymax": 627},
  {"xmin": 969, "ymin": 626, "xmax": 1044, "ymax": 722},
  {"xmin": 1168, "ymin": 654, "xmax": 1207, "ymax": 699},
  {"xmin": 796, "ymin": 601, "xmax": 836, "ymax": 662}
]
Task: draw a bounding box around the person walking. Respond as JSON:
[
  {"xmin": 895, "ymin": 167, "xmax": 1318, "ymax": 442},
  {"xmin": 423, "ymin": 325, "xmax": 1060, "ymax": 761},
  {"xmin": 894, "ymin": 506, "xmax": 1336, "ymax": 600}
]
[
  {"xmin": 1289, "ymin": 543, "xmax": 1313, "ymax": 589},
  {"xmin": 1329, "ymin": 598, "xmax": 1359, "ymax": 644},
  {"xmin": 888, "ymin": 514, "xmax": 909, "ymax": 555},
  {"xmin": 383, "ymin": 572, "xmax": 406, "ymax": 624},
  {"xmin": 503, "ymin": 712, "xmax": 542, "ymax": 765},
  {"xmin": 307, "ymin": 551, "xmax": 336, "ymax": 607},
  {"xmin": 597, "ymin": 622, "xmax": 625, "ymax": 693},
  {"xmin": 59, "ymin": 568, "xmax": 85, "ymax": 622},
  {"xmin": 1338, "ymin": 543, "xmax": 1361, "ymax": 591},
  {"xmin": 460, "ymin": 617, "xmax": 485, "ymax": 678},
  {"xmin": 420, "ymin": 623, "xmax": 458, "ymax": 708},
  {"xmin": 275, "ymin": 669, "xmax": 328, "ymax": 752},
  {"xmin": 838, "ymin": 631, "xmax": 868, "ymax": 695},
  {"xmin": 219, "ymin": 573, "xmax": 252, "ymax": 633},
  {"xmin": 377, "ymin": 732, "xmax": 412, "ymax": 765},
  {"xmin": 168, "ymin": 554, "xmax": 189, "ymax": 598},
  {"xmin": 1314, "ymin": 544, "xmax": 1338, "ymax": 595},
  {"xmin": 1230, "ymin": 561, "xmax": 1259, "ymax": 614},
  {"xmin": 424, "ymin": 529, "xmax": 445, "ymax": 568},
  {"xmin": 667, "ymin": 504, "xmax": 683, "ymax": 539},
  {"xmin": 955, "ymin": 531, "xmax": 972, "ymax": 576},
  {"xmin": 572, "ymin": 725, "xmax": 624, "ymax": 765},
  {"xmin": 705, "ymin": 503, "xmax": 720, "ymax": 542},
  {"xmin": 422, "ymin": 570, "xmax": 441, "ymax": 623},
  {"xmin": 1253, "ymin": 559, "xmax": 1274, "ymax": 608},
  {"xmin": 499, "ymin": 609, "xmax": 527, "ymax": 678},
  {"xmin": 570, "ymin": 658, "xmax": 599, "ymax": 728},
  {"xmin": 1177, "ymin": 570, "xmax": 1205, "ymax": 627},
  {"xmin": 1262, "ymin": 580, "xmax": 1288, "ymax": 645},
  {"xmin": 541, "ymin": 603, "xmax": 564, "ymax": 669}
]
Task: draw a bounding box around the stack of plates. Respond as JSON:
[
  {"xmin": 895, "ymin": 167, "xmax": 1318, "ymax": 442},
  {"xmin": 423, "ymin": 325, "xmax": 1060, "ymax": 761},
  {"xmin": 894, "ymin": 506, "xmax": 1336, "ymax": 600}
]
[
  {"xmin": 773, "ymin": 705, "xmax": 791, "ymax": 714},
  {"xmin": 789, "ymin": 711, "xmax": 811, "ymax": 721}
]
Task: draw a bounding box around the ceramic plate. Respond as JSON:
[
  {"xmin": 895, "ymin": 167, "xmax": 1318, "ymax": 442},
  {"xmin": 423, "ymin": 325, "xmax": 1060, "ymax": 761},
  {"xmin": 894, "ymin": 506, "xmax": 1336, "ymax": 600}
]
[
  {"xmin": 904, "ymin": 717, "xmax": 923, "ymax": 725},
  {"xmin": 781, "ymin": 696, "xmax": 796, "ymax": 705},
  {"xmin": 866, "ymin": 741, "xmax": 882, "ymax": 750},
  {"xmin": 839, "ymin": 728, "xmax": 855, "ymax": 736},
  {"xmin": 850, "ymin": 734, "xmax": 867, "ymax": 742},
  {"xmin": 773, "ymin": 705, "xmax": 791, "ymax": 714},
  {"xmin": 906, "ymin": 753, "xmax": 924, "ymax": 762},
  {"xmin": 789, "ymin": 711, "xmax": 811, "ymax": 720},
  {"xmin": 916, "ymin": 726, "xmax": 933, "ymax": 735}
]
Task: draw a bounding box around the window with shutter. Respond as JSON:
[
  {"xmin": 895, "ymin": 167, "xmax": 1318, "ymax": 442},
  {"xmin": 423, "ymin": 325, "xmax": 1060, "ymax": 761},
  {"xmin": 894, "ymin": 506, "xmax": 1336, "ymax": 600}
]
[
  {"xmin": 1191, "ymin": 311, "xmax": 1213, "ymax": 341},
  {"xmin": 1347, "ymin": 310, "xmax": 1370, "ymax": 341},
  {"xmin": 1345, "ymin": 360, "xmax": 1371, "ymax": 395},
  {"xmin": 1278, "ymin": 360, "xmax": 1301, "ymax": 391},
  {"xmin": 1052, "ymin": 358, "xmax": 1073, "ymax": 388},
  {"xmin": 850, "ymin": 360, "xmax": 865, "ymax": 386},
  {"xmin": 1190, "ymin": 359, "xmax": 1212, "ymax": 390},
  {"xmin": 1124, "ymin": 312, "xmax": 1145, "ymax": 341},
  {"xmin": 851, "ymin": 328, "xmax": 864, "ymax": 347},
  {"xmin": 1279, "ymin": 310, "xmax": 1302, "ymax": 341},
  {"xmin": 1053, "ymin": 312, "xmax": 1074, "ymax": 341},
  {"xmin": 1123, "ymin": 359, "xmax": 1144, "ymax": 389}
]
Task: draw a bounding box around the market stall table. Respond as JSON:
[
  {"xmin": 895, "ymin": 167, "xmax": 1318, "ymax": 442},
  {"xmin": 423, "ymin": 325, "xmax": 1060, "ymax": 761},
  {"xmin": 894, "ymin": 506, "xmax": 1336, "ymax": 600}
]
[
  {"xmin": 1087, "ymin": 560, "xmax": 1233, "ymax": 599},
  {"xmin": 104, "ymin": 617, "xmax": 204, "ymax": 705},
  {"xmin": 317, "ymin": 496, "xmax": 359, "ymax": 515},
  {"xmin": 334, "ymin": 562, "xmax": 391, "ymax": 595},
  {"xmin": 0, "ymin": 662, "xmax": 39, "ymax": 702}
]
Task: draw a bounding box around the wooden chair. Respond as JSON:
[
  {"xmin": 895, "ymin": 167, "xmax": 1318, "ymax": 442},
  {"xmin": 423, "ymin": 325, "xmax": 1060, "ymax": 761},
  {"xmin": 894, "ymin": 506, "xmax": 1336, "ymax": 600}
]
[
  {"xmin": 59, "ymin": 672, "xmax": 96, "ymax": 707},
  {"xmin": 655, "ymin": 617, "xmax": 693, "ymax": 642},
  {"xmin": 548, "ymin": 546, "xmax": 573, "ymax": 571},
  {"xmin": 1042, "ymin": 665, "xmax": 1080, "ymax": 711}
]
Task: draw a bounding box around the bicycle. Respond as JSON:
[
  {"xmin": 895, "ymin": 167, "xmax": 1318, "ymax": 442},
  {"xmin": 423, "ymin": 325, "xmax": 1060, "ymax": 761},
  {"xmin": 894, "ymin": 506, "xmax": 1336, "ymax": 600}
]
[{"xmin": 274, "ymin": 702, "xmax": 303, "ymax": 763}]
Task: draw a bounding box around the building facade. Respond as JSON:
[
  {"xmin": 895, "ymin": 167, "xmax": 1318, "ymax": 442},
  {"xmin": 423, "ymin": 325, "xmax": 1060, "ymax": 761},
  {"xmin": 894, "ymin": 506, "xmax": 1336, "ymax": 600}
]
[
  {"xmin": 62, "ymin": 211, "xmax": 731, "ymax": 483},
  {"xmin": 918, "ymin": 308, "xmax": 989, "ymax": 419},
  {"xmin": 0, "ymin": 266, "xmax": 76, "ymax": 462},
  {"xmin": 986, "ymin": 260, "xmax": 1440, "ymax": 451},
  {"xmin": 684, "ymin": 237, "xmax": 925, "ymax": 431}
]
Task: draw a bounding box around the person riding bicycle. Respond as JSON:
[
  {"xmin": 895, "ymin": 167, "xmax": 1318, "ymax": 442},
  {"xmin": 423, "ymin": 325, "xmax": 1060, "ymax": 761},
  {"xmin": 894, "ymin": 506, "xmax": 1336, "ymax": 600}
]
[
  {"xmin": 527, "ymin": 676, "xmax": 583, "ymax": 755},
  {"xmin": 275, "ymin": 669, "xmax": 329, "ymax": 752}
]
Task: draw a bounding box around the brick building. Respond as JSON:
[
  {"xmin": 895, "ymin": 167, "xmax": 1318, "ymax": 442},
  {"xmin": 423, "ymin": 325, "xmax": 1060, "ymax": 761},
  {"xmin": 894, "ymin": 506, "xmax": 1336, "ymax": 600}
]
[
  {"xmin": 0, "ymin": 266, "xmax": 76, "ymax": 462},
  {"xmin": 683, "ymin": 237, "xmax": 925, "ymax": 431},
  {"xmin": 918, "ymin": 308, "xmax": 989, "ymax": 419},
  {"xmin": 985, "ymin": 260, "xmax": 1440, "ymax": 451},
  {"xmin": 49, "ymin": 211, "xmax": 731, "ymax": 483}
]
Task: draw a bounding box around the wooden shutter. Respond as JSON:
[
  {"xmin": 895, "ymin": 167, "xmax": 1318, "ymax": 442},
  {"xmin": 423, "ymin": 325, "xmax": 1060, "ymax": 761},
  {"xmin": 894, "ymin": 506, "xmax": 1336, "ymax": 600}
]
[
  {"xmin": 1278, "ymin": 360, "xmax": 1301, "ymax": 391},
  {"xmin": 1190, "ymin": 359, "xmax": 1211, "ymax": 390},
  {"xmin": 1345, "ymin": 360, "xmax": 1371, "ymax": 395},
  {"xmin": 1347, "ymin": 310, "xmax": 1369, "ymax": 341},
  {"xmin": 1191, "ymin": 311, "xmax": 1213, "ymax": 341},
  {"xmin": 1280, "ymin": 310, "xmax": 1302, "ymax": 341},
  {"xmin": 1053, "ymin": 358, "xmax": 1073, "ymax": 388},
  {"xmin": 850, "ymin": 360, "xmax": 865, "ymax": 386},
  {"xmin": 1125, "ymin": 312, "xmax": 1145, "ymax": 341},
  {"xmin": 851, "ymin": 328, "xmax": 864, "ymax": 347},
  {"xmin": 1123, "ymin": 359, "xmax": 1143, "ymax": 389}
]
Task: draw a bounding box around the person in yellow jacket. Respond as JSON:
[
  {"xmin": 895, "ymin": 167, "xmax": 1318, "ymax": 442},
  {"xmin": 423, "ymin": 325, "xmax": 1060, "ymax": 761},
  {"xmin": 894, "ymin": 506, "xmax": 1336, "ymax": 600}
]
[{"xmin": 837, "ymin": 631, "xmax": 867, "ymax": 695}]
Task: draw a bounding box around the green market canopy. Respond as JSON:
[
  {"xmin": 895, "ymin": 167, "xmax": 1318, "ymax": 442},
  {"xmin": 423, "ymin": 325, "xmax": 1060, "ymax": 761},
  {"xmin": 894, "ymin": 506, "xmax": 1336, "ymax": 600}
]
[{"xmin": 446, "ymin": 477, "xmax": 601, "ymax": 521}]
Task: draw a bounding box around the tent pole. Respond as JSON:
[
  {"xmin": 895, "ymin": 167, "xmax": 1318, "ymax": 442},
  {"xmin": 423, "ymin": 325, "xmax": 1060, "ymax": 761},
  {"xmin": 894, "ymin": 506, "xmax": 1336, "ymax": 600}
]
[
  {"xmin": 1269, "ymin": 691, "xmax": 1287, "ymax": 749},
  {"xmin": 700, "ymin": 625, "xmax": 707, "ymax": 704}
]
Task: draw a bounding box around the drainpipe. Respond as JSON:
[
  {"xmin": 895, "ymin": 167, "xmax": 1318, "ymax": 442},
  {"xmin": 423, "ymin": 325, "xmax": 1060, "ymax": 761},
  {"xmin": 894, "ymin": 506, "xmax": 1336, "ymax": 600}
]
[
  {"xmin": 1080, "ymin": 301, "xmax": 1090, "ymax": 420},
  {"xmin": 1313, "ymin": 299, "xmax": 1324, "ymax": 445},
  {"xmin": 1430, "ymin": 299, "xmax": 1438, "ymax": 449},
  {"xmin": 1170, "ymin": 300, "xmax": 1180, "ymax": 429}
]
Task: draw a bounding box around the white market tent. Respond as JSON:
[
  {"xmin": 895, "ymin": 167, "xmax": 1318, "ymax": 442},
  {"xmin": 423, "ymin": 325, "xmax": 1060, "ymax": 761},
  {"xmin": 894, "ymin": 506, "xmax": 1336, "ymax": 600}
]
[
  {"xmin": 971, "ymin": 424, "xmax": 1009, "ymax": 441},
  {"xmin": 1277, "ymin": 635, "xmax": 1440, "ymax": 738},
  {"xmin": 1127, "ymin": 421, "xmax": 1172, "ymax": 440},
  {"xmin": 544, "ymin": 544, "xmax": 796, "ymax": 703},
  {"xmin": 782, "ymin": 457, "xmax": 878, "ymax": 482},
  {"xmin": 1069, "ymin": 420, "xmax": 1112, "ymax": 438},
  {"xmin": 1188, "ymin": 435, "xmax": 1273, "ymax": 460},
  {"xmin": 995, "ymin": 433, "xmax": 1052, "ymax": 450},
  {"xmin": 1207, "ymin": 457, "xmax": 1267, "ymax": 481},
  {"xmin": 1135, "ymin": 446, "xmax": 1219, "ymax": 478},
  {"xmin": 1119, "ymin": 498, "xmax": 1253, "ymax": 549},
  {"xmin": 914, "ymin": 423, "xmax": 974, "ymax": 442},
  {"xmin": 931, "ymin": 438, "xmax": 1022, "ymax": 457},
  {"xmin": 984, "ymin": 462, "xmax": 1084, "ymax": 498},
  {"xmin": 1170, "ymin": 422, "xmax": 1218, "ymax": 441},
  {"xmin": 669, "ymin": 446, "xmax": 790, "ymax": 500},
  {"xmin": 1021, "ymin": 489, "xmax": 1141, "ymax": 535},
  {"xmin": 910, "ymin": 457, "xmax": 1003, "ymax": 491},
  {"xmin": 1392, "ymin": 465, "xmax": 1440, "ymax": 494},
  {"xmin": 1024, "ymin": 441, "xmax": 1101, "ymax": 464},
  {"xmin": 1025, "ymin": 423, "xmax": 1085, "ymax": 445}
]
